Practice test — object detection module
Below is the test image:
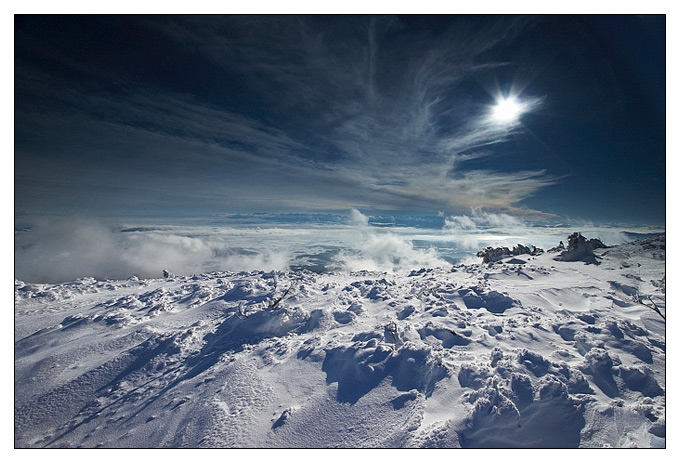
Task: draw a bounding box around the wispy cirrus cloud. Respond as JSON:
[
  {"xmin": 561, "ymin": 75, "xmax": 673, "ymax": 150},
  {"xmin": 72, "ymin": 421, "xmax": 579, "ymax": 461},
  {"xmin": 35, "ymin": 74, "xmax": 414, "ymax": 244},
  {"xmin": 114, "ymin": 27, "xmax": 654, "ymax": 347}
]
[{"xmin": 15, "ymin": 15, "xmax": 557, "ymax": 218}]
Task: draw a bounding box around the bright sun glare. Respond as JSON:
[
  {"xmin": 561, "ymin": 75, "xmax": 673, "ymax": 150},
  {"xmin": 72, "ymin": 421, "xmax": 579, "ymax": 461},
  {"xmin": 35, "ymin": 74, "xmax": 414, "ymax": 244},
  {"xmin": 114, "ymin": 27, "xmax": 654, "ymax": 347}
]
[{"xmin": 492, "ymin": 97, "xmax": 523, "ymax": 123}]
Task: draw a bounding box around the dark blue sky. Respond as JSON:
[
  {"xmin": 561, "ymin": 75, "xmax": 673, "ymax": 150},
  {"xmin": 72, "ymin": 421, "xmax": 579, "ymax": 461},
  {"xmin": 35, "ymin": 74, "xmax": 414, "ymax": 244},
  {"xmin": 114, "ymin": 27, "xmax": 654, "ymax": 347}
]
[{"xmin": 15, "ymin": 15, "xmax": 666, "ymax": 225}]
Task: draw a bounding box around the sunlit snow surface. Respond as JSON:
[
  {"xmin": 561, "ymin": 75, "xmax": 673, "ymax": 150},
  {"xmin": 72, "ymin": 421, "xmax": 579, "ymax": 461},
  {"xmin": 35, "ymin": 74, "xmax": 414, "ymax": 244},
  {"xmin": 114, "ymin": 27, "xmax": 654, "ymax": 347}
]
[{"xmin": 15, "ymin": 236, "xmax": 665, "ymax": 448}]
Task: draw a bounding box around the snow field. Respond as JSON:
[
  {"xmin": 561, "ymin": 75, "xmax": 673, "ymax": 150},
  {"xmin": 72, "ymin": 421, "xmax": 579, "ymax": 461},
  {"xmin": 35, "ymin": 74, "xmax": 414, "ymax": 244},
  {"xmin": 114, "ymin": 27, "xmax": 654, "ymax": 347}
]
[{"xmin": 14, "ymin": 236, "xmax": 665, "ymax": 447}]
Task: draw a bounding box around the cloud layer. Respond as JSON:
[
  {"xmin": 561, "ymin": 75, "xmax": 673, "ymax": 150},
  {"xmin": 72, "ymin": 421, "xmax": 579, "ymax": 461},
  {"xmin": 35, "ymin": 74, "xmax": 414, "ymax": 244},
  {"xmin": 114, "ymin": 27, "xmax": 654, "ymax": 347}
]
[
  {"xmin": 14, "ymin": 211, "xmax": 658, "ymax": 283},
  {"xmin": 14, "ymin": 212, "xmax": 449, "ymax": 282},
  {"xmin": 334, "ymin": 210, "xmax": 450, "ymax": 272},
  {"xmin": 15, "ymin": 218, "xmax": 215, "ymax": 283}
]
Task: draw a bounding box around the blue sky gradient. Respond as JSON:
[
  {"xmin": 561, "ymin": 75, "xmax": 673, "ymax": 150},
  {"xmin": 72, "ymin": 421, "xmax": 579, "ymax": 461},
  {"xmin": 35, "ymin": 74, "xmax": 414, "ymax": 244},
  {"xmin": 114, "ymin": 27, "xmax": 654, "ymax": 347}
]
[{"xmin": 15, "ymin": 15, "xmax": 665, "ymax": 225}]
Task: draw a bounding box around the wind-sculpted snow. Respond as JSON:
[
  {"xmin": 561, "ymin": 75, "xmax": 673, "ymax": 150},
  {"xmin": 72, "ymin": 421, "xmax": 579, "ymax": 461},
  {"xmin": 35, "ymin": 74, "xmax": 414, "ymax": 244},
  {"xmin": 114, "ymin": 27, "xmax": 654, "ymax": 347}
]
[
  {"xmin": 322, "ymin": 341, "xmax": 448, "ymax": 404},
  {"xmin": 14, "ymin": 236, "xmax": 665, "ymax": 448}
]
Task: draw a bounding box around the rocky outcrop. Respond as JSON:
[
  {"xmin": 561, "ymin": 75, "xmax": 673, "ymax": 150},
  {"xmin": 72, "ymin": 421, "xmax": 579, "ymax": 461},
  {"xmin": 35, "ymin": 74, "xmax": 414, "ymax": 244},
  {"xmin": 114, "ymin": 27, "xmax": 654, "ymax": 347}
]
[
  {"xmin": 555, "ymin": 232, "xmax": 607, "ymax": 264},
  {"xmin": 477, "ymin": 244, "xmax": 544, "ymax": 264}
]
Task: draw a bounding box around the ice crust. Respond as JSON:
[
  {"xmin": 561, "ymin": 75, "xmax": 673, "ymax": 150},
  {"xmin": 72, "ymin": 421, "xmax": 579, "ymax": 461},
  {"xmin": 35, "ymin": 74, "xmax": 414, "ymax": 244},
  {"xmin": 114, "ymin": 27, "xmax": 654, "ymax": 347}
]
[{"xmin": 14, "ymin": 236, "xmax": 665, "ymax": 448}]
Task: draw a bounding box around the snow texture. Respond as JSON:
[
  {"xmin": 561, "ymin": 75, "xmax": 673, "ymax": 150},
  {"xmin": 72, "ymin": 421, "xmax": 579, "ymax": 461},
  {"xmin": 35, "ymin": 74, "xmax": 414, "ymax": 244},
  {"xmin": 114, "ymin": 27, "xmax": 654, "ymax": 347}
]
[{"xmin": 14, "ymin": 235, "xmax": 665, "ymax": 448}]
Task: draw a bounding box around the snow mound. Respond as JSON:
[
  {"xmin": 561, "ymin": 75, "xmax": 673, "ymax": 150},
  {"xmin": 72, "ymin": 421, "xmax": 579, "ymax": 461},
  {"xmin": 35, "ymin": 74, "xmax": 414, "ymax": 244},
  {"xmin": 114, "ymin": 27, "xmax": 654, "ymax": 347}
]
[
  {"xmin": 322, "ymin": 341, "xmax": 448, "ymax": 404},
  {"xmin": 15, "ymin": 236, "xmax": 665, "ymax": 448}
]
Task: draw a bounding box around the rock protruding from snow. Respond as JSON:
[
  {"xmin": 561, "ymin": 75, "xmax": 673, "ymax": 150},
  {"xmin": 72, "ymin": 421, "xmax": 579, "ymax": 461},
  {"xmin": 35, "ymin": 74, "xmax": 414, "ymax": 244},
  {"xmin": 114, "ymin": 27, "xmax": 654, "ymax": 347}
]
[
  {"xmin": 477, "ymin": 244, "xmax": 544, "ymax": 263},
  {"xmin": 556, "ymin": 232, "xmax": 607, "ymax": 264},
  {"xmin": 547, "ymin": 241, "xmax": 565, "ymax": 253}
]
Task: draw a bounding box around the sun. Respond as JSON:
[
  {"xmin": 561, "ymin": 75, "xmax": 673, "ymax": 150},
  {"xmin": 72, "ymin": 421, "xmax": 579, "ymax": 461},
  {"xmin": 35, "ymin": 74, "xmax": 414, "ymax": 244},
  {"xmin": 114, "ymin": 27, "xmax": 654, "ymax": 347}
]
[{"xmin": 492, "ymin": 97, "xmax": 523, "ymax": 123}]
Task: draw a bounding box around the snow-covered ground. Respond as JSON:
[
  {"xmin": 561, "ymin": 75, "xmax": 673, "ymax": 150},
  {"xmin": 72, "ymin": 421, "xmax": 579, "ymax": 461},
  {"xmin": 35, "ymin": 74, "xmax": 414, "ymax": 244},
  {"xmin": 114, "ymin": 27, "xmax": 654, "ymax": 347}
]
[{"xmin": 14, "ymin": 235, "xmax": 665, "ymax": 448}]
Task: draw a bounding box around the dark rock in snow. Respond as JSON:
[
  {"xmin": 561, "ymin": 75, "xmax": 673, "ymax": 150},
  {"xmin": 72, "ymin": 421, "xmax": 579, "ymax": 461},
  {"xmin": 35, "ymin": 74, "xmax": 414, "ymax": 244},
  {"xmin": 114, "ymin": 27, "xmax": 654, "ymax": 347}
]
[
  {"xmin": 547, "ymin": 241, "xmax": 565, "ymax": 253},
  {"xmin": 555, "ymin": 232, "xmax": 607, "ymax": 264},
  {"xmin": 477, "ymin": 244, "xmax": 544, "ymax": 263},
  {"xmin": 272, "ymin": 408, "xmax": 293, "ymax": 429}
]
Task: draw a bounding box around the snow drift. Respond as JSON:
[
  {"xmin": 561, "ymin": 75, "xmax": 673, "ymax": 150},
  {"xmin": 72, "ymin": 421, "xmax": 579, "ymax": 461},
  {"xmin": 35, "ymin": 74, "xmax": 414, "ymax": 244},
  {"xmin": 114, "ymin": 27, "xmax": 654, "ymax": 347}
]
[{"xmin": 14, "ymin": 235, "xmax": 665, "ymax": 448}]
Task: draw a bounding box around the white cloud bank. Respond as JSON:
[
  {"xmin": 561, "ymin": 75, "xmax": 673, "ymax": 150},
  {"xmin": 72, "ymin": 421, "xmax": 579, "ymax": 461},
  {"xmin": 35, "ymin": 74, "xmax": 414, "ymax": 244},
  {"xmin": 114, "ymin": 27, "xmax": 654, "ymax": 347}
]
[
  {"xmin": 14, "ymin": 212, "xmax": 660, "ymax": 283},
  {"xmin": 440, "ymin": 208, "xmax": 656, "ymax": 254},
  {"xmin": 334, "ymin": 209, "xmax": 450, "ymax": 272},
  {"xmin": 14, "ymin": 212, "xmax": 453, "ymax": 282},
  {"xmin": 14, "ymin": 217, "xmax": 291, "ymax": 283},
  {"xmin": 444, "ymin": 208, "xmax": 526, "ymax": 232}
]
